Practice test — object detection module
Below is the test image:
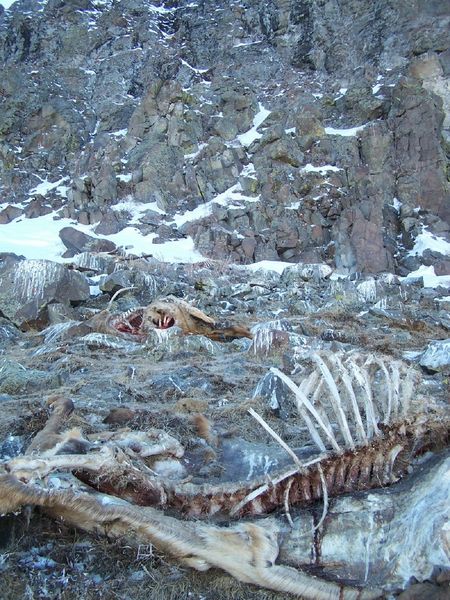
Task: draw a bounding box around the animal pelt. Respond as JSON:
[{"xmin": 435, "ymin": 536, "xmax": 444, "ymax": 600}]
[
  {"xmin": 142, "ymin": 296, "xmax": 253, "ymax": 341},
  {"xmin": 0, "ymin": 474, "xmax": 381, "ymax": 600}
]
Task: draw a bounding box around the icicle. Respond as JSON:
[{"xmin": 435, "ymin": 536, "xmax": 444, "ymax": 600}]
[{"xmin": 399, "ymin": 364, "xmax": 415, "ymax": 417}]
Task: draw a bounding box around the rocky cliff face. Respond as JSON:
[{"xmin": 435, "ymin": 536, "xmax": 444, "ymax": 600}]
[{"xmin": 0, "ymin": 0, "xmax": 449, "ymax": 273}]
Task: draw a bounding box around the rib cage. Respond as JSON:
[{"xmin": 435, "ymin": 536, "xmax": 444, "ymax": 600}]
[
  {"xmin": 57, "ymin": 351, "xmax": 446, "ymax": 518},
  {"xmin": 278, "ymin": 350, "xmax": 418, "ymax": 452},
  {"xmin": 1, "ymin": 350, "xmax": 447, "ymax": 600}
]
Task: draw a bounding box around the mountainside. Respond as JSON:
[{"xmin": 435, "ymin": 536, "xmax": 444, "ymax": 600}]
[
  {"xmin": 0, "ymin": 0, "xmax": 449, "ymax": 274},
  {"xmin": 0, "ymin": 3, "xmax": 450, "ymax": 600}
]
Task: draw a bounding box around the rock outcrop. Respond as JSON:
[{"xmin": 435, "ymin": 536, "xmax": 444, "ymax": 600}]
[{"xmin": 0, "ymin": 0, "xmax": 448, "ymax": 273}]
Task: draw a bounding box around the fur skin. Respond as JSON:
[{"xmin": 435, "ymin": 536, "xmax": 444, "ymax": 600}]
[
  {"xmin": 142, "ymin": 296, "xmax": 253, "ymax": 341},
  {"xmin": 0, "ymin": 474, "xmax": 381, "ymax": 600}
]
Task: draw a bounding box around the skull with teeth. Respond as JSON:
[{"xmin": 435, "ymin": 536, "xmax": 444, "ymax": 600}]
[
  {"xmin": 141, "ymin": 297, "xmax": 205, "ymax": 334},
  {"xmin": 141, "ymin": 296, "xmax": 253, "ymax": 341},
  {"xmin": 109, "ymin": 309, "xmax": 145, "ymax": 337},
  {"xmin": 86, "ymin": 307, "xmax": 146, "ymax": 341},
  {"xmin": 86, "ymin": 296, "xmax": 252, "ymax": 342}
]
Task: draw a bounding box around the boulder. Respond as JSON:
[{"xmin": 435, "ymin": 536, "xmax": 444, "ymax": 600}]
[
  {"xmin": 419, "ymin": 339, "xmax": 450, "ymax": 372},
  {"xmin": 0, "ymin": 257, "xmax": 90, "ymax": 329},
  {"xmin": 0, "ymin": 205, "xmax": 22, "ymax": 224},
  {"xmin": 0, "ymin": 358, "xmax": 61, "ymax": 395},
  {"xmin": 59, "ymin": 227, "xmax": 116, "ymax": 256},
  {"xmin": 99, "ymin": 269, "xmax": 134, "ymax": 294},
  {"xmin": 252, "ymin": 368, "xmax": 292, "ymax": 419}
]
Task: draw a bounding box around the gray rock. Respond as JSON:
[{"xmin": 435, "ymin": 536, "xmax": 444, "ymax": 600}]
[
  {"xmin": 71, "ymin": 252, "xmax": 116, "ymax": 274},
  {"xmin": 0, "ymin": 317, "xmax": 21, "ymax": 345},
  {"xmin": 0, "ymin": 434, "xmax": 25, "ymax": 460},
  {"xmin": 94, "ymin": 211, "xmax": 128, "ymax": 235},
  {"xmin": 99, "ymin": 270, "xmax": 134, "ymax": 294},
  {"xmin": 252, "ymin": 369, "xmax": 292, "ymax": 419},
  {"xmin": 0, "ymin": 204, "xmax": 22, "ymax": 224},
  {"xmin": 419, "ymin": 339, "xmax": 450, "ymax": 372},
  {"xmin": 59, "ymin": 227, "xmax": 116, "ymax": 256},
  {"xmin": 0, "ymin": 257, "xmax": 90, "ymax": 329},
  {"xmin": 23, "ymin": 197, "xmax": 54, "ymax": 219},
  {"xmin": 0, "ymin": 358, "xmax": 61, "ymax": 394}
]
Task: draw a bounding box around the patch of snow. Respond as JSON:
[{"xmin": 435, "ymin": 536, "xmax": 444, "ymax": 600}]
[
  {"xmin": 180, "ymin": 59, "xmax": 209, "ymax": 74},
  {"xmin": 184, "ymin": 142, "xmax": 208, "ymax": 160},
  {"xmin": 90, "ymin": 284, "xmax": 103, "ymax": 296},
  {"xmin": 172, "ymin": 183, "xmax": 260, "ymax": 227},
  {"xmin": 302, "ymin": 164, "xmax": 342, "ymax": 175},
  {"xmin": 55, "ymin": 184, "xmax": 69, "ymax": 198},
  {"xmin": 233, "ymin": 40, "xmax": 262, "ymax": 48},
  {"xmin": 240, "ymin": 163, "xmax": 257, "ymax": 178},
  {"xmin": 237, "ymin": 103, "xmax": 271, "ymax": 147},
  {"xmin": 242, "ymin": 260, "xmax": 293, "ymax": 274},
  {"xmin": 325, "ymin": 124, "xmax": 368, "ymax": 137},
  {"xmin": 285, "ymin": 127, "xmax": 296, "ymax": 135},
  {"xmin": 0, "ymin": 212, "xmax": 78, "ymax": 261},
  {"xmin": 147, "ymin": 237, "xmax": 205, "ymax": 264},
  {"xmin": 372, "ymin": 84, "xmax": 382, "ymax": 94},
  {"xmin": 0, "ymin": 200, "xmax": 26, "ymax": 211},
  {"xmin": 117, "ymin": 173, "xmax": 132, "ymax": 183},
  {"xmin": 111, "ymin": 129, "xmax": 128, "ymax": 138},
  {"xmin": 112, "ymin": 198, "xmax": 165, "ymax": 224},
  {"xmin": 312, "ymin": 93, "xmax": 323, "ymax": 99},
  {"xmin": 147, "ymin": 2, "xmax": 177, "ymax": 14},
  {"xmin": 403, "ymin": 265, "xmax": 450, "ymax": 288},
  {"xmin": 334, "ymin": 87, "xmax": 348, "ymax": 101},
  {"xmin": 29, "ymin": 176, "xmax": 69, "ymax": 197},
  {"xmin": 407, "ymin": 228, "xmax": 450, "ymax": 257},
  {"xmin": 286, "ymin": 201, "xmax": 301, "ymax": 210},
  {"xmin": 171, "ymin": 201, "xmax": 213, "ymax": 227},
  {"xmin": 0, "ymin": 205, "xmax": 205, "ymax": 264},
  {"xmin": 391, "ymin": 197, "xmax": 402, "ymax": 212}
]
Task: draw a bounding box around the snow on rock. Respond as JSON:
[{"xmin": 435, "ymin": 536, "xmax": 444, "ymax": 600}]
[
  {"xmin": 407, "ymin": 228, "xmax": 450, "ymax": 257},
  {"xmin": 29, "ymin": 176, "xmax": 69, "ymax": 197},
  {"xmin": 403, "ymin": 265, "xmax": 450, "ymax": 288},
  {"xmin": 242, "ymin": 260, "xmax": 293, "ymax": 274},
  {"xmin": 281, "ymin": 263, "xmax": 333, "ymax": 284},
  {"xmin": 324, "ymin": 124, "xmax": 368, "ymax": 136},
  {"xmin": 172, "ymin": 183, "xmax": 260, "ymax": 227},
  {"xmin": 419, "ymin": 339, "xmax": 450, "ymax": 372},
  {"xmin": 302, "ymin": 164, "xmax": 342, "ymax": 175},
  {"xmin": 237, "ymin": 103, "xmax": 271, "ymax": 147},
  {"xmin": 0, "ymin": 205, "xmax": 205, "ymax": 264}
]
